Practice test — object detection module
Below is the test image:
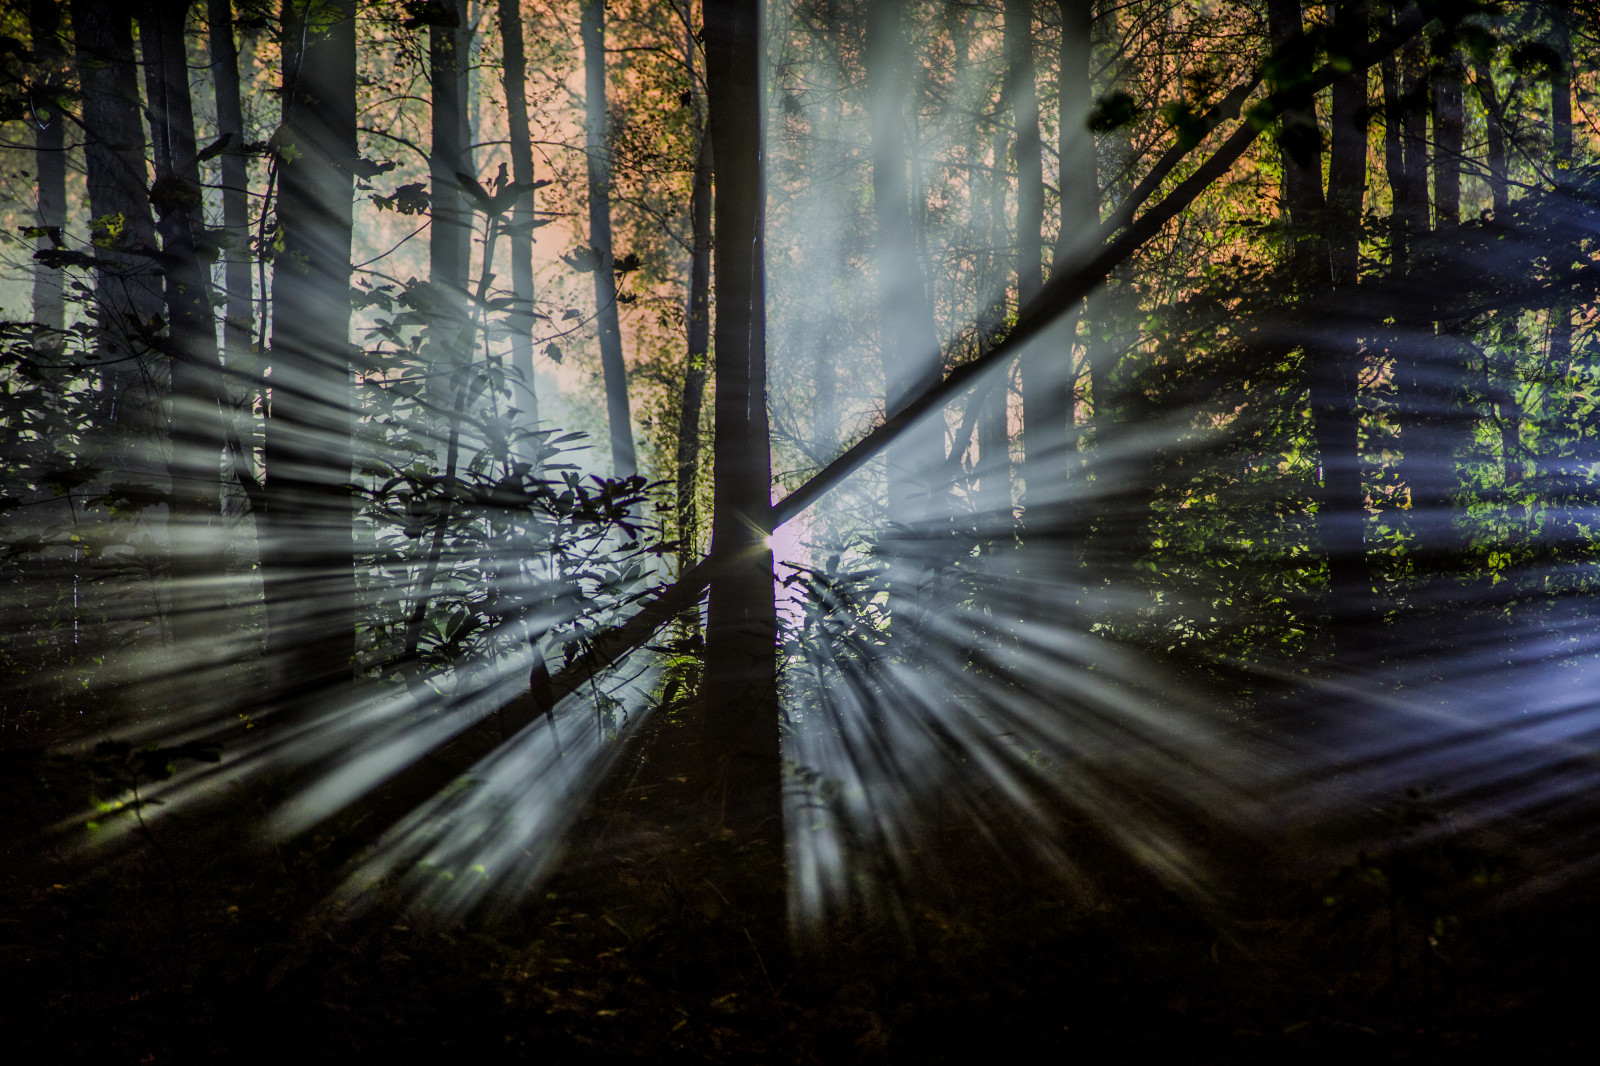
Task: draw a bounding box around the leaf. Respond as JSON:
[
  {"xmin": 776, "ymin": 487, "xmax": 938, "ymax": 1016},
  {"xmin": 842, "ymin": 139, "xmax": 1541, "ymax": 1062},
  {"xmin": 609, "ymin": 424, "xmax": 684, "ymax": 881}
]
[
  {"xmin": 373, "ymin": 182, "xmax": 430, "ymax": 216},
  {"xmin": 1088, "ymin": 90, "xmax": 1139, "ymax": 133},
  {"xmin": 456, "ymin": 171, "xmax": 494, "ymax": 213},
  {"xmin": 544, "ymin": 342, "xmax": 563, "ymax": 364},
  {"xmin": 354, "ymin": 156, "xmax": 399, "ymax": 179},
  {"xmin": 194, "ymin": 132, "xmax": 234, "ymax": 164}
]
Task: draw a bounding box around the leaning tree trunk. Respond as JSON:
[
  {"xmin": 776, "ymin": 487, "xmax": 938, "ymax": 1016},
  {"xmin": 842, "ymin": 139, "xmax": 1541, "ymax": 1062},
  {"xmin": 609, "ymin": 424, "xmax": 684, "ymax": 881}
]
[
  {"xmin": 140, "ymin": 0, "xmax": 231, "ymax": 653},
  {"xmin": 580, "ymin": 0, "xmax": 638, "ymax": 478},
  {"xmin": 29, "ymin": 0, "xmax": 65, "ymax": 349},
  {"xmin": 701, "ymin": 0, "xmax": 779, "ymax": 842},
  {"xmin": 260, "ymin": 0, "xmax": 358, "ymax": 708}
]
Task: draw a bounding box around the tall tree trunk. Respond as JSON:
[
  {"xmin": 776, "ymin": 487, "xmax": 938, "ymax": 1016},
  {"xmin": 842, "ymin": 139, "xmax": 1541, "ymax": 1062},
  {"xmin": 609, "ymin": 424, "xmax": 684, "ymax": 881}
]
[
  {"xmin": 140, "ymin": 0, "xmax": 231, "ymax": 649},
  {"xmin": 1394, "ymin": 27, "xmax": 1429, "ymax": 268},
  {"xmin": 207, "ymin": 0, "xmax": 253, "ymax": 360},
  {"xmin": 1047, "ymin": 0, "xmax": 1094, "ymax": 552},
  {"xmin": 261, "ymin": 0, "xmax": 358, "ymax": 705},
  {"xmin": 958, "ymin": 9, "xmax": 1010, "ymax": 523},
  {"xmin": 497, "ymin": 0, "xmax": 541, "ymax": 459},
  {"xmin": 581, "ymin": 0, "xmax": 638, "ymax": 478},
  {"xmin": 29, "ymin": 0, "xmax": 66, "ymax": 349},
  {"xmin": 1430, "ymin": 45, "xmax": 1463, "ymax": 227},
  {"xmin": 866, "ymin": 0, "xmax": 943, "ymax": 530},
  {"xmin": 1317, "ymin": 0, "xmax": 1376, "ymax": 653},
  {"xmin": 976, "ymin": 121, "xmax": 1013, "ymax": 522},
  {"xmin": 1266, "ymin": 0, "xmax": 1327, "ymax": 274},
  {"xmin": 1473, "ymin": 56, "xmax": 1510, "ymax": 220},
  {"xmin": 1005, "ymin": 0, "xmax": 1059, "ymax": 509},
  {"xmin": 430, "ymin": 0, "xmax": 471, "ymax": 302},
  {"xmin": 1327, "ymin": 0, "xmax": 1368, "ymax": 290},
  {"xmin": 72, "ymin": 1, "xmax": 165, "ymax": 437},
  {"xmin": 679, "ymin": 127, "xmax": 713, "ymax": 579},
  {"xmin": 701, "ymin": 0, "xmax": 778, "ymax": 841}
]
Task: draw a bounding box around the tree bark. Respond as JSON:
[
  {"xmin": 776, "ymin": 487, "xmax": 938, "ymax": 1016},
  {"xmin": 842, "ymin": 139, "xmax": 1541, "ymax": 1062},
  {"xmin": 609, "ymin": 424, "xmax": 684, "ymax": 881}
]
[
  {"xmin": 866, "ymin": 0, "xmax": 944, "ymax": 528},
  {"xmin": 679, "ymin": 126, "xmax": 713, "ymax": 578},
  {"xmin": 701, "ymin": 0, "xmax": 779, "ymax": 841},
  {"xmin": 581, "ymin": 0, "xmax": 638, "ymax": 478},
  {"xmin": 1005, "ymin": 0, "xmax": 1061, "ymax": 507},
  {"xmin": 1316, "ymin": 0, "xmax": 1377, "ymax": 654},
  {"xmin": 430, "ymin": 0, "xmax": 471, "ymax": 302},
  {"xmin": 29, "ymin": 0, "xmax": 66, "ymax": 349},
  {"xmin": 207, "ymin": 0, "xmax": 253, "ymax": 360},
  {"xmin": 1430, "ymin": 45, "xmax": 1463, "ymax": 227},
  {"xmin": 261, "ymin": 0, "xmax": 358, "ymax": 705},
  {"xmin": 497, "ymin": 0, "xmax": 541, "ymax": 460},
  {"xmin": 73, "ymin": 0, "xmax": 165, "ymax": 441},
  {"xmin": 1472, "ymin": 56, "xmax": 1510, "ymax": 220},
  {"xmin": 140, "ymin": 0, "xmax": 231, "ymax": 649}
]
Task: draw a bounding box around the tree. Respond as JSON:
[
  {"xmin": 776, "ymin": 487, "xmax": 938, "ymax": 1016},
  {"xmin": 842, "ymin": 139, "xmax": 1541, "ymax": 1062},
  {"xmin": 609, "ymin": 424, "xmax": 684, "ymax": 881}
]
[
  {"xmin": 260, "ymin": 0, "xmax": 359, "ymax": 707},
  {"xmin": 700, "ymin": 0, "xmax": 779, "ymax": 839},
  {"xmin": 581, "ymin": 0, "xmax": 638, "ymax": 478}
]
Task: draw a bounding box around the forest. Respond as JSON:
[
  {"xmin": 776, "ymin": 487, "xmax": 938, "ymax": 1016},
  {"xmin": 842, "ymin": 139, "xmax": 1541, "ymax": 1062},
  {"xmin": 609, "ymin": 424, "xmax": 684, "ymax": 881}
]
[{"xmin": 2, "ymin": 0, "xmax": 1599, "ymax": 1059}]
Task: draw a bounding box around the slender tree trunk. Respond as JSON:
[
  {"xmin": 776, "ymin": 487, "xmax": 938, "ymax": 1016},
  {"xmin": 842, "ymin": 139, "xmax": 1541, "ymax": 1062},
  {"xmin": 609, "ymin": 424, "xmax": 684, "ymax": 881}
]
[
  {"xmin": 701, "ymin": 0, "xmax": 778, "ymax": 840},
  {"xmin": 957, "ymin": 10, "xmax": 1010, "ymax": 523},
  {"xmin": 1266, "ymin": 0, "xmax": 1327, "ymax": 273},
  {"xmin": 497, "ymin": 0, "xmax": 541, "ymax": 459},
  {"xmin": 29, "ymin": 0, "xmax": 66, "ymax": 348},
  {"xmin": 1473, "ymin": 56, "xmax": 1510, "ymax": 220},
  {"xmin": 208, "ymin": 0, "xmax": 253, "ymax": 360},
  {"xmin": 866, "ymin": 0, "xmax": 943, "ymax": 530},
  {"xmin": 73, "ymin": 0, "xmax": 165, "ymax": 436},
  {"xmin": 977, "ymin": 122, "xmax": 1013, "ymax": 522},
  {"xmin": 1317, "ymin": 0, "xmax": 1376, "ymax": 653},
  {"xmin": 1395, "ymin": 28, "xmax": 1429, "ymax": 267},
  {"xmin": 261, "ymin": 0, "xmax": 358, "ymax": 704},
  {"xmin": 140, "ymin": 0, "xmax": 231, "ymax": 648},
  {"xmin": 581, "ymin": 0, "xmax": 638, "ymax": 478},
  {"xmin": 1547, "ymin": 9, "xmax": 1578, "ymax": 529},
  {"xmin": 430, "ymin": 0, "xmax": 471, "ymax": 302},
  {"xmin": 1431, "ymin": 46, "xmax": 1463, "ymax": 227},
  {"xmin": 1328, "ymin": 0, "xmax": 1368, "ymax": 290},
  {"xmin": 679, "ymin": 128, "xmax": 713, "ymax": 577},
  {"xmin": 1005, "ymin": 0, "xmax": 1060, "ymax": 507}
]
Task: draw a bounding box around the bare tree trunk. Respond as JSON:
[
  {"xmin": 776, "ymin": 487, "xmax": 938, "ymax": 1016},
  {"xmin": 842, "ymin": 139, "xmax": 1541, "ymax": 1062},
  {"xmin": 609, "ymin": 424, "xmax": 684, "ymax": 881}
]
[
  {"xmin": 207, "ymin": 0, "xmax": 253, "ymax": 359},
  {"xmin": 1431, "ymin": 45, "xmax": 1463, "ymax": 227},
  {"xmin": 72, "ymin": 0, "xmax": 165, "ymax": 436},
  {"xmin": 140, "ymin": 0, "xmax": 230, "ymax": 649},
  {"xmin": 1472, "ymin": 56, "xmax": 1510, "ymax": 220},
  {"xmin": 701, "ymin": 0, "xmax": 778, "ymax": 841},
  {"xmin": 1005, "ymin": 0, "xmax": 1059, "ymax": 508},
  {"xmin": 866, "ymin": 0, "xmax": 943, "ymax": 533},
  {"xmin": 1266, "ymin": 0, "xmax": 1327, "ymax": 273},
  {"xmin": 29, "ymin": 0, "xmax": 66, "ymax": 348},
  {"xmin": 261, "ymin": 0, "xmax": 358, "ymax": 705},
  {"xmin": 581, "ymin": 0, "xmax": 637, "ymax": 478},
  {"xmin": 679, "ymin": 127, "xmax": 713, "ymax": 577},
  {"xmin": 1318, "ymin": 0, "xmax": 1377, "ymax": 653},
  {"xmin": 1394, "ymin": 26, "xmax": 1429, "ymax": 267},
  {"xmin": 497, "ymin": 0, "xmax": 541, "ymax": 459},
  {"xmin": 430, "ymin": 0, "xmax": 471, "ymax": 302}
]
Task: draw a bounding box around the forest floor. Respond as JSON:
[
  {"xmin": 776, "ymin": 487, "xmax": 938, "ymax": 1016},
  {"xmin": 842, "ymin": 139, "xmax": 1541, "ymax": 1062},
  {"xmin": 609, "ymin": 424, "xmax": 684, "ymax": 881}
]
[{"xmin": 2, "ymin": 706, "xmax": 1598, "ymax": 1064}]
